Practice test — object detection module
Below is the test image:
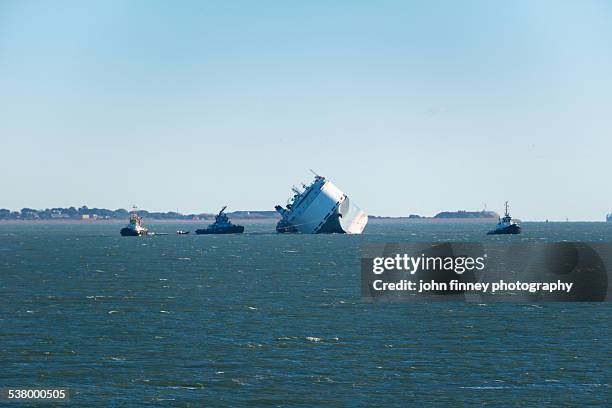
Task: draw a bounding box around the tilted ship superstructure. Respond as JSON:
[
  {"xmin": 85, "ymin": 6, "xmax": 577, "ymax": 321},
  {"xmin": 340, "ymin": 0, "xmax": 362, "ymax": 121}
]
[
  {"xmin": 120, "ymin": 206, "xmax": 149, "ymax": 236},
  {"xmin": 487, "ymin": 201, "xmax": 521, "ymax": 235},
  {"xmin": 275, "ymin": 173, "xmax": 368, "ymax": 234},
  {"xmin": 195, "ymin": 206, "xmax": 245, "ymax": 234}
]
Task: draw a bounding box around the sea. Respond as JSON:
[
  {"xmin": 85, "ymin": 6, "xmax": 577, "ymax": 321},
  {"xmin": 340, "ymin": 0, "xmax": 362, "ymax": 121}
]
[{"xmin": 0, "ymin": 221, "xmax": 610, "ymax": 407}]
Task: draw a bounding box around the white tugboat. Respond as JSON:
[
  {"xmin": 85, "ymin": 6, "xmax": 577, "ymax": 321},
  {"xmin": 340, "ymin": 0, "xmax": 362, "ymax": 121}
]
[
  {"xmin": 487, "ymin": 201, "xmax": 521, "ymax": 235},
  {"xmin": 275, "ymin": 171, "xmax": 368, "ymax": 234},
  {"xmin": 120, "ymin": 206, "xmax": 149, "ymax": 236}
]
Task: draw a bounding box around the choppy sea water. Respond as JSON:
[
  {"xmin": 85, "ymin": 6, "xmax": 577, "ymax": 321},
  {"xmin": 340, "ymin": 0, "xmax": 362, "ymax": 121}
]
[{"xmin": 0, "ymin": 221, "xmax": 610, "ymax": 407}]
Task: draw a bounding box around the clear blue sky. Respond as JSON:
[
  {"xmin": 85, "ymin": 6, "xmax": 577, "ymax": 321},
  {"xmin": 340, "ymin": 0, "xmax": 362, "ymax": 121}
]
[{"xmin": 1, "ymin": 0, "xmax": 610, "ymax": 220}]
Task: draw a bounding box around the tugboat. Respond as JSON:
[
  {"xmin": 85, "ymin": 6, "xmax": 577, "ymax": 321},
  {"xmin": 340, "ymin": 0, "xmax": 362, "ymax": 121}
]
[
  {"xmin": 487, "ymin": 201, "xmax": 521, "ymax": 235},
  {"xmin": 195, "ymin": 206, "xmax": 244, "ymax": 234},
  {"xmin": 176, "ymin": 230, "xmax": 190, "ymax": 235},
  {"xmin": 120, "ymin": 206, "xmax": 149, "ymax": 236}
]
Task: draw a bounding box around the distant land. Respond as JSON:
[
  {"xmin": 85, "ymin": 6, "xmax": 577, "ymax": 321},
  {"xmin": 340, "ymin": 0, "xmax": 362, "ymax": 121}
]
[
  {"xmin": 0, "ymin": 206, "xmax": 499, "ymax": 221},
  {"xmin": 0, "ymin": 206, "xmax": 279, "ymax": 221},
  {"xmin": 433, "ymin": 210, "xmax": 499, "ymax": 219},
  {"xmin": 370, "ymin": 210, "xmax": 499, "ymax": 220}
]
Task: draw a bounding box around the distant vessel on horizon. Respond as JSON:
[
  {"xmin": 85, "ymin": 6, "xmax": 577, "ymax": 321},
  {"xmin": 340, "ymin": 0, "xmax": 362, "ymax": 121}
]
[
  {"xmin": 275, "ymin": 172, "xmax": 368, "ymax": 234},
  {"xmin": 487, "ymin": 202, "xmax": 521, "ymax": 235},
  {"xmin": 607, "ymin": 213, "xmax": 611, "ymax": 222},
  {"xmin": 120, "ymin": 206, "xmax": 148, "ymax": 236},
  {"xmin": 195, "ymin": 206, "xmax": 244, "ymax": 234}
]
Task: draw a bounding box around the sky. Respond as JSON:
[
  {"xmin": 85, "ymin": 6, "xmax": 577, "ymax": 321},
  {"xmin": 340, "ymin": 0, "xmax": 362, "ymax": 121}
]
[{"xmin": 1, "ymin": 0, "xmax": 611, "ymax": 220}]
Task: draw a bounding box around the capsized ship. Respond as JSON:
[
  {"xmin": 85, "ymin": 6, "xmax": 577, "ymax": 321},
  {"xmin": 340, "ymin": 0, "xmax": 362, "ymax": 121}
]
[
  {"xmin": 120, "ymin": 206, "xmax": 149, "ymax": 236},
  {"xmin": 275, "ymin": 172, "xmax": 368, "ymax": 234},
  {"xmin": 487, "ymin": 201, "xmax": 521, "ymax": 235},
  {"xmin": 195, "ymin": 206, "xmax": 245, "ymax": 234}
]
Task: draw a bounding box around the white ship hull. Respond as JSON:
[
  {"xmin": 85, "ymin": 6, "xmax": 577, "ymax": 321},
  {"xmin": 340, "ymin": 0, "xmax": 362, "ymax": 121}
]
[{"xmin": 276, "ymin": 176, "xmax": 368, "ymax": 234}]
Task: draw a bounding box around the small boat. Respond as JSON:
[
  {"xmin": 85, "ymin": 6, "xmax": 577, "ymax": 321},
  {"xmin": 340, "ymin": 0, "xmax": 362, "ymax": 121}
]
[
  {"xmin": 195, "ymin": 206, "xmax": 244, "ymax": 234},
  {"xmin": 176, "ymin": 230, "xmax": 190, "ymax": 235},
  {"xmin": 487, "ymin": 201, "xmax": 521, "ymax": 235},
  {"xmin": 120, "ymin": 206, "xmax": 149, "ymax": 236}
]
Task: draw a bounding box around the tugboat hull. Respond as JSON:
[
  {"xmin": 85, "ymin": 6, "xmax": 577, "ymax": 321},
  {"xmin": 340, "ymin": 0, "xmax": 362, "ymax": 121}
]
[
  {"xmin": 487, "ymin": 224, "xmax": 521, "ymax": 235},
  {"xmin": 195, "ymin": 226, "xmax": 244, "ymax": 235},
  {"xmin": 120, "ymin": 228, "xmax": 147, "ymax": 236}
]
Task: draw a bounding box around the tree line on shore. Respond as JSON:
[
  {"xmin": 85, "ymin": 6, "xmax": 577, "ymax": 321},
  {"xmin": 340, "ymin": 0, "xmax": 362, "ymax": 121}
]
[
  {"xmin": 0, "ymin": 206, "xmax": 499, "ymax": 221},
  {"xmin": 0, "ymin": 206, "xmax": 280, "ymax": 220},
  {"xmin": 0, "ymin": 206, "xmax": 197, "ymax": 220}
]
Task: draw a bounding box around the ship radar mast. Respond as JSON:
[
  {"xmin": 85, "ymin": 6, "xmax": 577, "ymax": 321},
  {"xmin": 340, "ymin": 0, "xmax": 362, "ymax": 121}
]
[
  {"xmin": 215, "ymin": 206, "xmax": 229, "ymax": 223},
  {"xmin": 309, "ymin": 169, "xmax": 324, "ymax": 180}
]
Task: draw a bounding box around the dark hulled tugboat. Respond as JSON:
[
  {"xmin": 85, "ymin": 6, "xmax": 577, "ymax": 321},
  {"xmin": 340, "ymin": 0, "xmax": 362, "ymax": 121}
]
[
  {"xmin": 195, "ymin": 206, "xmax": 244, "ymax": 234},
  {"xmin": 487, "ymin": 201, "xmax": 521, "ymax": 235},
  {"xmin": 120, "ymin": 206, "xmax": 149, "ymax": 236}
]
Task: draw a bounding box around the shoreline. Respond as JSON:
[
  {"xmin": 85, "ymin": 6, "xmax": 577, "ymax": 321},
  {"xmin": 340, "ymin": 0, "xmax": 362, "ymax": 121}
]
[
  {"xmin": 0, "ymin": 218, "xmax": 278, "ymax": 225},
  {"xmin": 0, "ymin": 218, "xmax": 606, "ymax": 224}
]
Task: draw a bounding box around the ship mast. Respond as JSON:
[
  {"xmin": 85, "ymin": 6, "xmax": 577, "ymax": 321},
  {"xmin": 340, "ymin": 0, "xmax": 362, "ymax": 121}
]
[
  {"xmin": 504, "ymin": 201, "xmax": 509, "ymax": 217},
  {"xmin": 309, "ymin": 169, "xmax": 324, "ymax": 180}
]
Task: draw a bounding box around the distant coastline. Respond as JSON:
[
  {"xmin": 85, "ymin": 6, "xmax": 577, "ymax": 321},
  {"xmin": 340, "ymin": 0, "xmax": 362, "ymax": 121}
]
[
  {"xmin": 0, "ymin": 206, "xmax": 279, "ymax": 221},
  {"xmin": 2, "ymin": 208, "xmax": 605, "ymax": 222},
  {"xmin": 371, "ymin": 210, "xmax": 499, "ymax": 221},
  {"xmin": 0, "ymin": 206, "xmax": 502, "ymax": 222}
]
